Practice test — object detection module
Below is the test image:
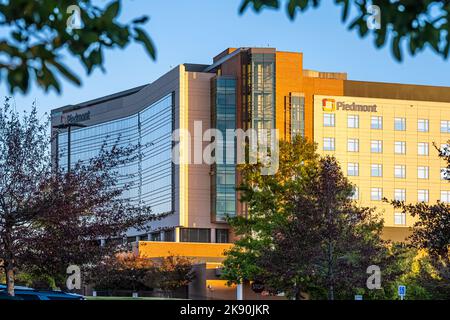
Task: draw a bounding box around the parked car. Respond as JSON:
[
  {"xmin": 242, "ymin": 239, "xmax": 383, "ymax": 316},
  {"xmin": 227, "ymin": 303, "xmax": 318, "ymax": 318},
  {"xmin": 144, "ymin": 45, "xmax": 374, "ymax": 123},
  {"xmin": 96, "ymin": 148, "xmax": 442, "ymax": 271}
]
[{"xmin": 0, "ymin": 284, "xmax": 85, "ymax": 300}]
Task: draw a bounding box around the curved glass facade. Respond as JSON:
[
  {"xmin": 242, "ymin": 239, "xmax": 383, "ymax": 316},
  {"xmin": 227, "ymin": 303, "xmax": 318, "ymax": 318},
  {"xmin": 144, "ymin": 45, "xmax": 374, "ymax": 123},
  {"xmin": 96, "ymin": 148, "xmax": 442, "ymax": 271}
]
[{"xmin": 58, "ymin": 94, "xmax": 174, "ymax": 215}]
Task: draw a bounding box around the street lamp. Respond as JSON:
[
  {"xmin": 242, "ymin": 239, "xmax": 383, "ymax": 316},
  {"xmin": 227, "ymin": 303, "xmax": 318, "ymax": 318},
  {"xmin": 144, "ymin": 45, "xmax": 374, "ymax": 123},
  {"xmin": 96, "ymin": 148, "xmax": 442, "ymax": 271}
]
[{"xmin": 53, "ymin": 122, "xmax": 87, "ymax": 172}]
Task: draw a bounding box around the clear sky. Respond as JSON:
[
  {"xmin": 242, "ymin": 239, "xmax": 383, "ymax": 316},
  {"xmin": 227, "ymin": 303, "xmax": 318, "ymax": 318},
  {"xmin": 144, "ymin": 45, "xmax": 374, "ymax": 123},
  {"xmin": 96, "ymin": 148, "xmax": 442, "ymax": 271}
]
[{"xmin": 2, "ymin": 0, "xmax": 450, "ymax": 117}]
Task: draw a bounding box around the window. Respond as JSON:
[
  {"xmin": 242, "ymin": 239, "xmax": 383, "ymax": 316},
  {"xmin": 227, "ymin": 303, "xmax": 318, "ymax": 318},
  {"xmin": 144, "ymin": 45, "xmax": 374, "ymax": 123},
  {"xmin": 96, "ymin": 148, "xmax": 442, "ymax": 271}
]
[
  {"xmin": 371, "ymin": 140, "xmax": 383, "ymax": 153},
  {"xmin": 394, "ymin": 117, "xmax": 406, "ymax": 131},
  {"xmin": 127, "ymin": 236, "xmax": 137, "ymax": 244},
  {"xmin": 418, "ymin": 142, "xmax": 429, "ymax": 156},
  {"xmin": 138, "ymin": 234, "xmax": 149, "ymax": 241},
  {"xmin": 441, "ymin": 168, "xmax": 448, "ymax": 180},
  {"xmin": 371, "ymin": 188, "xmax": 382, "ymax": 201},
  {"xmin": 216, "ymin": 229, "xmax": 229, "ymax": 243},
  {"xmin": 323, "ymin": 137, "xmax": 335, "ymax": 151},
  {"xmin": 350, "ymin": 187, "xmax": 359, "ymax": 200},
  {"xmin": 441, "ymin": 120, "xmax": 450, "ymax": 133},
  {"xmin": 348, "ymin": 115, "xmax": 359, "ymax": 128},
  {"xmin": 418, "ymin": 119, "xmax": 429, "ymax": 132},
  {"xmin": 441, "ymin": 144, "xmax": 450, "ymax": 156},
  {"xmin": 323, "ymin": 113, "xmax": 335, "ymax": 127},
  {"xmin": 150, "ymin": 232, "xmax": 161, "ymax": 242},
  {"xmin": 347, "ymin": 163, "xmax": 359, "ymax": 176},
  {"xmin": 441, "ymin": 191, "xmax": 450, "ymax": 203},
  {"xmin": 394, "ymin": 212, "xmax": 406, "ymax": 226},
  {"xmin": 291, "ymin": 93, "xmax": 305, "ymax": 138},
  {"xmin": 371, "ymin": 116, "xmax": 382, "ymax": 129},
  {"xmin": 395, "ymin": 141, "xmax": 406, "ymax": 154},
  {"xmin": 180, "ymin": 228, "xmax": 211, "ymax": 243},
  {"xmin": 418, "ymin": 189, "xmax": 429, "ymax": 203},
  {"xmin": 394, "ymin": 189, "xmax": 406, "ymax": 201},
  {"xmin": 164, "ymin": 229, "xmax": 175, "ymax": 242},
  {"xmin": 371, "ymin": 164, "xmax": 383, "ymax": 177},
  {"xmin": 418, "ymin": 166, "xmax": 429, "ymax": 179},
  {"xmin": 348, "ymin": 139, "xmax": 359, "ymax": 152},
  {"xmin": 394, "ymin": 165, "xmax": 406, "ymax": 179}
]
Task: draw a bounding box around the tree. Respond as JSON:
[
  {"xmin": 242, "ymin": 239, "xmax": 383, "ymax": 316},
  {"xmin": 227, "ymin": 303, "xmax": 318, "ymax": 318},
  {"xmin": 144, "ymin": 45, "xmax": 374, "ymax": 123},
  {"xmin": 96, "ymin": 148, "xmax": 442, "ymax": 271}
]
[
  {"xmin": 239, "ymin": 0, "xmax": 450, "ymax": 61},
  {"xmin": 0, "ymin": 0, "xmax": 155, "ymax": 93},
  {"xmin": 221, "ymin": 136, "xmax": 319, "ymax": 289},
  {"xmin": 0, "ymin": 98, "xmax": 159, "ymax": 296},
  {"xmin": 142, "ymin": 255, "xmax": 195, "ymax": 297},
  {"xmin": 222, "ymin": 137, "xmax": 397, "ymax": 299},
  {"xmin": 384, "ymin": 143, "xmax": 450, "ymax": 299},
  {"xmin": 87, "ymin": 252, "xmax": 154, "ymax": 293},
  {"xmin": 88, "ymin": 253, "xmax": 194, "ymax": 297}
]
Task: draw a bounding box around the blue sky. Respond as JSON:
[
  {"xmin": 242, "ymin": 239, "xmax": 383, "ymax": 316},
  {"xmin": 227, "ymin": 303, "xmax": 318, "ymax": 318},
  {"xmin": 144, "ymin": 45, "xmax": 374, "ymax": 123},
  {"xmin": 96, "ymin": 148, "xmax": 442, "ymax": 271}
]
[{"xmin": 3, "ymin": 0, "xmax": 450, "ymax": 117}]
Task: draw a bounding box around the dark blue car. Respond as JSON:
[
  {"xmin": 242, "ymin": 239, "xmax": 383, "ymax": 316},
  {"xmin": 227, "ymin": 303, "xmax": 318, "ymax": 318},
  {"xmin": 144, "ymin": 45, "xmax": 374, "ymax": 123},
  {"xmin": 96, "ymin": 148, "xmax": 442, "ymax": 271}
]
[{"xmin": 0, "ymin": 284, "xmax": 85, "ymax": 300}]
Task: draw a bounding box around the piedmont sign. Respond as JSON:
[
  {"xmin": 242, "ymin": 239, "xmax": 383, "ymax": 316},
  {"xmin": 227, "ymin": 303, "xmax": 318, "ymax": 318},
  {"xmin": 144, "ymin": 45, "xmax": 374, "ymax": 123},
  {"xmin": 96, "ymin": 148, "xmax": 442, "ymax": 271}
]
[
  {"xmin": 322, "ymin": 98, "xmax": 377, "ymax": 113},
  {"xmin": 61, "ymin": 111, "xmax": 91, "ymax": 124}
]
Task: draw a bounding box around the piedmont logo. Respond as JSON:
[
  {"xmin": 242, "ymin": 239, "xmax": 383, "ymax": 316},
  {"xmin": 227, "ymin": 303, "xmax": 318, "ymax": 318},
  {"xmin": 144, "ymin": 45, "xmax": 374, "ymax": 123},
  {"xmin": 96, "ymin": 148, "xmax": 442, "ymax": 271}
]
[
  {"xmin": 322, "ymin": 98, "xmax": 378, "ymax": 113},
  {"xmin": 61, "ymin": 111, "xmax": 91, "ymax": 124},
  {"xmin": 322, "ymin": 99, "xmax": 336, "ymax": 112}
]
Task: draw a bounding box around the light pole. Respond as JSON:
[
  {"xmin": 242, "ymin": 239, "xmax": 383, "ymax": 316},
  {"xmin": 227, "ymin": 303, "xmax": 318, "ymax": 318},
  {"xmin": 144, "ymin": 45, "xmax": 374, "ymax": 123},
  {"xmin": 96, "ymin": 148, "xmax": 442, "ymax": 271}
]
[{"xmin": 53, "ymin": 122, "xmax": 87, "ymax": 172}]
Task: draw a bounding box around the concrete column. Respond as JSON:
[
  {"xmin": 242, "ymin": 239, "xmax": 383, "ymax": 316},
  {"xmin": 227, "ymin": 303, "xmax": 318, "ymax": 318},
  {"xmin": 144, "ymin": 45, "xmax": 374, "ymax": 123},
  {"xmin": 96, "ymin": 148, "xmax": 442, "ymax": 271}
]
[
  {"xmin": 175, "ymin": 227, "xmax": 180, "ymax": 242},
  {"xmin": 210, "ymin": 228, "xmax": 216, "ymax": 243}
]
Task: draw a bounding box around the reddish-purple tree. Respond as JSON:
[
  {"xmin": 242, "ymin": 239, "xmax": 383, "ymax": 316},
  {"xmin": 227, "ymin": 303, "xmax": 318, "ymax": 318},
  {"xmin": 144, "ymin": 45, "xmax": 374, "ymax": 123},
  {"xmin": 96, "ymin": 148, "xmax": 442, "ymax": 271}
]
[{"xmin": 0, "ymin": 98, "xmax": 163, "ymax": 295}]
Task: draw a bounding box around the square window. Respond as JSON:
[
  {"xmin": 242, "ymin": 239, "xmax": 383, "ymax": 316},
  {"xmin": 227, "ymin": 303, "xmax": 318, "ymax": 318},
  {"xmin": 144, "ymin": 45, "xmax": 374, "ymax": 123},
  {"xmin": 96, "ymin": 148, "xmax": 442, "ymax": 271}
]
[
  {"xmin": 323, "ymin": 113, "xmax": 335, "ymax": 127},
  {"xmin": 395, "ymin": 118, "xmax": 406, "ymax": 131},
  {"xmin": 323, "ymin": 137, "xmax": 335, "ymax": 151},
  {"xmin": 441, "ymin": 120, "xmax": 450, "ymax": 133},
  {"xmin": 418, "ymin": 166, "xmax": 429, "ymax": 179},
  {"xmin": 418, "ymin": 189, "xmax": 429, "ymax": 203},
  {"xmin": 371, "ymin": 116, "xmax": 382, "ymax": 130},
  {"xmin": 348, "ymin": 139, "xmax": 359, "ymax": 152},
  {"xmin": 348, "ymin": 115, "xmax": 359, "ymax": 128},
  {"xmin": 394, "ymin": 165, "xmax": 406, "ymax": 179},
  {"xmin": 394, "ymin": 212, "xmax": 406, "ymax": 225},
  {"xmin": 441, "ymin": 191, "xmax": 450, "ymax": 203},
  {"xmin": 441, "ymin": 168, "xmax": 448, "ymax": 180},
  {"xmin": 371, "ymin": 164, "xmax": 382, "ymax": 177},
  {"xmin": 347, "ymin": 163, "xmax": 359, "ymax": 176},
  {"xmin": 418, "ymin": 142, "xmax": 429, "ymax": 156},
  {"xmin": 371, "ymin": 140, "xmax": 383, "ymax": 153},
  {"xmin": 371, "ymin": 188, "xmax": 382, "ymax": 201},
  {"xmin": 350, "ymin": 186, "xmax": 359, "ymax": 200},
  {"xmin": 441, "ymin": 144, "xmax": 450, "ymax": 156},
  {"xmin": 395, "ymin": 141, "xmax": 406, "ymax": 154},
  {"xmin": 418, "ymin": 119, "xmax": 429, "ymax": 132},
  {"xmin": 394, "ymin": 189, "xmax": 406, "ymax": 201}
]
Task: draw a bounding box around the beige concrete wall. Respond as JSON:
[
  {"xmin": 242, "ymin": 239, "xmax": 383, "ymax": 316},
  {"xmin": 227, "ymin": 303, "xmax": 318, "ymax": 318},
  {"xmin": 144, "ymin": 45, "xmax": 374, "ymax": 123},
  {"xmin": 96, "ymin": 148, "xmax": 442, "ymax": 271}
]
[{"xmin": 314, "ymin": 94, "xmax": 450, "ymax": 228}]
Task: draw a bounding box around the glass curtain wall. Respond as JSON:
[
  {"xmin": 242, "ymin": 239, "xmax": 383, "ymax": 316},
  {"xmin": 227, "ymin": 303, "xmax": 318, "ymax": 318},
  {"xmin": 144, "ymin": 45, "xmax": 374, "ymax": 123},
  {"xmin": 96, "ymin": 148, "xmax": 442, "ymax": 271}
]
[
  {"xmin": 290, "ymin": 92, "xmax": 305, "ymax": 139},
  {"xmin": 211, "ymin": 77, "xmax": 237, "ymax": 222},
  {"xmin": 251, "ymin": 53, "xmax": 275, "ymax": 141},
  {"xmin": 58, "ymin": 94, "xmax": 174, "ymax": 215}
]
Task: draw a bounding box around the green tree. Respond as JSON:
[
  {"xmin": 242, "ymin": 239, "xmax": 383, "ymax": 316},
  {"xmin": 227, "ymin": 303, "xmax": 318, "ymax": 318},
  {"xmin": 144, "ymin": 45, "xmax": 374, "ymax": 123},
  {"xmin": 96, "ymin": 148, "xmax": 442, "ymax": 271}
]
[
  {"xmin": 221, "ymin": 136, "xmax": 319, "ymax": 289},
  {"xmin": 386, "ymin": 143, "xmax": 450, "ymax": 299},
  {"xmin": 222, "ymin": 137, "xmax": 399, "ymax": 299},
  {"xmin": 239, "ymin": 0, "xmax": 450, "ymax": 61},
  {"xmin": 0, "ymin": 0, "xmax": 155, "ymax": 93}
]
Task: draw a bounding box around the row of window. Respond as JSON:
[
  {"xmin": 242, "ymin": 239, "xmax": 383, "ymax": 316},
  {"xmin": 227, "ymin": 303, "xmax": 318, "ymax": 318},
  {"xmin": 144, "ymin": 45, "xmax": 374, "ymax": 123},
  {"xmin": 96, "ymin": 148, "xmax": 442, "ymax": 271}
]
[
  {"xmin": 323, "ymin": 114, "xmax": 450, "ymax": 133},
  {"xmin": 347, "ymin": 163, "xmax": 447, "ymax": 180},
  {"xmin": 324, "ymin": 138, "xmax": 445, "ymax": 155},
  {"xmin": 351, "ymin": 187, "xmax": 450, "ymax": 203}
]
